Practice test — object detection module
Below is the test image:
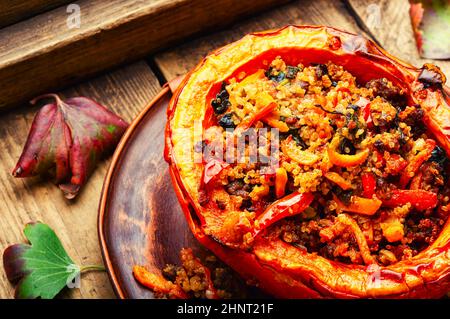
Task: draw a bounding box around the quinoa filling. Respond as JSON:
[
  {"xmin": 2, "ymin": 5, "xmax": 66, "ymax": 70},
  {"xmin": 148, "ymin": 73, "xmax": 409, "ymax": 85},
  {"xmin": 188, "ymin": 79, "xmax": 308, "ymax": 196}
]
[{"xmin": 199, "ymin": 57, "xmax": 449, "ymax": 266}]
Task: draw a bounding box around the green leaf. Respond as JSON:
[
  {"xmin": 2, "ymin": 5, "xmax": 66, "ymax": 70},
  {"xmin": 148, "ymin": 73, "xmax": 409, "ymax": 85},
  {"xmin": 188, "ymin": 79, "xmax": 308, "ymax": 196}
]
[{"xmin": 3, "ymin": 222, "xmax": 80, "ymax": 299}]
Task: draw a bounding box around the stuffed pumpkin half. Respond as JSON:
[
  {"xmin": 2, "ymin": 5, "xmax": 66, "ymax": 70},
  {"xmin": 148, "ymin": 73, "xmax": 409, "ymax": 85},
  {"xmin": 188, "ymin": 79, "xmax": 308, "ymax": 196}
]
[{"xmin": 143, "ymin": 26, "xmax": 450, "ymax": 298}]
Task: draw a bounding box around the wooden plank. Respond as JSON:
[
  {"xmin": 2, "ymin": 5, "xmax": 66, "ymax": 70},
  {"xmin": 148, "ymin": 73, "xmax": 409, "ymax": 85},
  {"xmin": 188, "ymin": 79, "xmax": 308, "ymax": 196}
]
[
  {"xmin": 0, "ymin": 0, "xmax": 72, "ymax": 28},
  {"xmin": 345, "ymin": 0, "xmax": 450, "ymax": 77},
  {"xmin": 154, "ymin": 0, "xmax": 368, "ymax": 80},
  {"xmin": 0, "ymin": 0, "xmax": 289, "ymax": 109},
  {"xmin": 0, "ymin": 61, "xmax": 161, "ymax": 298}
]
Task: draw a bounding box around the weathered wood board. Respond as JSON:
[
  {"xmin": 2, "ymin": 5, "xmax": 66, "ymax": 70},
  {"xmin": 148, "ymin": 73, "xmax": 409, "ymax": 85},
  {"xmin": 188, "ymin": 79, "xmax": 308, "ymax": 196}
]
[{"xmin": 0, "ymin": 0, "xmax": 289, "ymax": 109}]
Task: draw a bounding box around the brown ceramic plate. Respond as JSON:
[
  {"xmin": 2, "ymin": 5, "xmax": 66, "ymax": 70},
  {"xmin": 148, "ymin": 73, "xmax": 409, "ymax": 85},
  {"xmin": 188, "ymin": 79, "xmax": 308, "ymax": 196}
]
[
  {"xmin": 98, "ymin": 84, "xmax": 198, "ymax": 299},
  {"xmin": 98, "ymin": 84, "xmax": 260, "ymax": 299}
]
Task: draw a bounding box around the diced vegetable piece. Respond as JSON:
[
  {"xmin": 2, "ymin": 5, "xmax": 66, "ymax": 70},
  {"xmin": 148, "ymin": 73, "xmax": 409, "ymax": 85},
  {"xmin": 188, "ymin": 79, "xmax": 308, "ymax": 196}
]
[
  {"xmin": 381, "ymin": 220, "xmax": 404, "ymax": 243},
  {"xmin": 334, "ymin": 194, "xmax": 382, "ymax": 216},
  {"xmin": 275, "ymin": 167, "xmax": 288, "ymax": 198},
  {"xmin": 361, "ymin": 172, "xmax": 376, "ymax": 198},
  {"xmin": 262, "ymin": 114, "xmax": 289, "ymax": 132}
]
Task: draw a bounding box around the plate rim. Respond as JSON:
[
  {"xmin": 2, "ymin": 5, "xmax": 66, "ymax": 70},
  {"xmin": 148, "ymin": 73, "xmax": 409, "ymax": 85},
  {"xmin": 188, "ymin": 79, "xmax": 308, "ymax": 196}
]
[{"xmin": 97, "ymin": 84, "xmax": 171, "ymax": 299}]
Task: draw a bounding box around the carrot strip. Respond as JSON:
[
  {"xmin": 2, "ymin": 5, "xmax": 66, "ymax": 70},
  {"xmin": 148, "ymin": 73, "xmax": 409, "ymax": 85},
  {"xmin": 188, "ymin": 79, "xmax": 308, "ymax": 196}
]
[
  {"xmin": 262, "ymin": 114, "xmax": 289, "ymax": 132},
  {"xmin": 253, "ymin": 192, "xmax": 314, "ymax": 236}
]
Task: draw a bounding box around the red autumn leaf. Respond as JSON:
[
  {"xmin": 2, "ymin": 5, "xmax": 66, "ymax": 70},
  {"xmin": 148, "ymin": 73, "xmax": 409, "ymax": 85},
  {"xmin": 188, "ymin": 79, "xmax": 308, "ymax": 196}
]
[
  {"xmin": 12, "ymin": 94, "xmax": 128, "ymax": 199},
  {"xmin": 409, "ymin": 0, "xmax": 450, "ymax": 59}
]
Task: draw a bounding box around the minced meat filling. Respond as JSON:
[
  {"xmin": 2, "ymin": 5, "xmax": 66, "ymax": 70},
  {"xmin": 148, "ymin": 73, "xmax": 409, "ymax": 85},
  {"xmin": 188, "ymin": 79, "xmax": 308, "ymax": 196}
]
[{"xmin": 201, "ymin": 57, "xmax": 449, "ymax": 266}]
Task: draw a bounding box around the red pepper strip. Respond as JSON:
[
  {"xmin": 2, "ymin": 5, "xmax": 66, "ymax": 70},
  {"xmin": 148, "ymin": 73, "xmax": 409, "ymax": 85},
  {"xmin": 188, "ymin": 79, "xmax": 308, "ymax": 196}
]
[
  {"xmin": 253, "ymin": 192, "xmax": 314, "ymax": 236},
  {"xmin": 382, "ymin": 189, "xmax": 438, "ymax": 211},
  {"xmin": 399, "ymin": 139, "xmax": 435, "ymax": 188},
  {"xmin": 361, "ymin": 172, "xmax": 376, "ymax": 198},
  {"xmin": 203, "ymin": 158, "xmax": 229, "ymax": 184}
]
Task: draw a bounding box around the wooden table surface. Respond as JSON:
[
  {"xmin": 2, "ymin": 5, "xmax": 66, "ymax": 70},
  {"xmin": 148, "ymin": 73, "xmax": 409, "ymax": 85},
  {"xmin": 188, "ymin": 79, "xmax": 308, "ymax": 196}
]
[{"xmin": 0, "ymin": 0, "xmax": 448, "ymax": 298}]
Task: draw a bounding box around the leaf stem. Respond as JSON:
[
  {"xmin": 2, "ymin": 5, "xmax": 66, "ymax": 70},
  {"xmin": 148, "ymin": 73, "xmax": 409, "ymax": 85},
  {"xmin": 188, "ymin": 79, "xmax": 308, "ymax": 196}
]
[{"xmin": 80, "ymin": 264, "xmax": 106, "ymax": 273}]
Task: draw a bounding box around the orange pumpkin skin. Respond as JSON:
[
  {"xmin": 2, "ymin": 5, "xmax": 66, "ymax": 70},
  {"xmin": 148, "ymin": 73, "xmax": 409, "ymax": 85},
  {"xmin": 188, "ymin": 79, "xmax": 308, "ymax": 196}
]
[{"xmin": 165, "ymin": 25, "xmax": 450, "ymax": 298}]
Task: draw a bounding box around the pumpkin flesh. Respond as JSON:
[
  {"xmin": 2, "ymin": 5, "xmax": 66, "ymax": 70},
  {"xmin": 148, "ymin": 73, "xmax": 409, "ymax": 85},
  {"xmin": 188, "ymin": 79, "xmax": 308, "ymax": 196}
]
[{"xmin": 165, "ymin": 26, "xmax": 450, "ymax": 298}]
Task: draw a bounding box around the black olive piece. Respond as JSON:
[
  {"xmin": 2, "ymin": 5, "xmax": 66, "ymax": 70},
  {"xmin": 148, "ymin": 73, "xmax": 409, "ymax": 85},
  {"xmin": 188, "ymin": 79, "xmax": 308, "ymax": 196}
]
[
  {"xmin": 292, "ymin": 134, "xmax": 308, "ymax": 149},
  {"xmin": 240, "ymin": 198, "xmax": 253, "ymax": 210},
  {"xmin": 162, "ymin": 265, "xmax": 178, "ymax": 282},
  {"xmin": 265, "ymin": 67, "xmax": 287, "ymax": 82},
  {"xmin": 345, "ymin": 113, "xmax": 359, "ymax": 134},
  {"xmin": 218, "ymin": 113, "xmax": 236, "ymax": 129},
  {"xmin": 398, "ymin": 128, "xmax": 407, "ymax": 146},
  {"xmin": 339, "ymin": 138, "xmax": 356, "ymax": 155},
  {"xmin": 418, "ymin": 65, "xmax": 444, "ymax": 88},
  {"xmin": 374, "ymin": 139, "xmax": 384, "ymax": 152},
  {"xmin": 313, "ymin": 63, "xmax": 328, "ymax": 78},
  {"xmin": 333, "ymin": 187, "xmax": 353, "ymax": 205},
  {"xmin": 348, "ymin": 104, "xmax": 360, "ymax": 112},
  {"xmin": 332, "ymin": 81, "xmax": 338, "ymax": 87},
  {"xmin": 280, "ymin": 128, "xmax": 308, "ymax": 149},
  {"xmin": 428, "ymin": 145, "xmax": 448, "ymax": 171},
  {"xmin": 286, "ymin": 66, "xmax": 300, "ymax": 79},
  {"xmin": 211, "ymin": 82, "xmax": 231, "ymax": 114},
  {"xmin": 272, "ymin": 72, "xmax": 286, "ymax": 82}
]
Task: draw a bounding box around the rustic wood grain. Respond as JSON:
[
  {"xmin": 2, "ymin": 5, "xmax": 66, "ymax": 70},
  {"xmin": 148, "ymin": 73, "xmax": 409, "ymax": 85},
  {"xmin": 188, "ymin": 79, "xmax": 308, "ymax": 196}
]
[
  {"xmin": 345, "ymin": 0, "xmax": 450, "ymax": 77},
  {"xmin": 0, "ymin": 61, "xmax": 161, "ymax": 299},
  {"xmin": 0, "ymin": 0, "xmax": 72, "ymax": 28},
  {"xmin": 0, "ymin": 0, "xmax": 289, "ymax": 109},
  {"xmin": 154, "ymin": 0, "xmax": 367, "ymax": 80}
]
